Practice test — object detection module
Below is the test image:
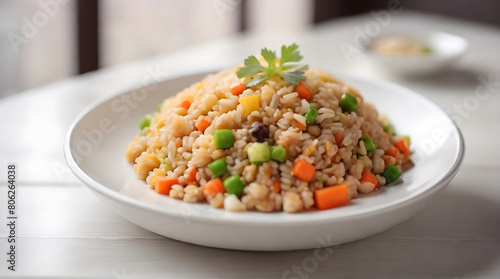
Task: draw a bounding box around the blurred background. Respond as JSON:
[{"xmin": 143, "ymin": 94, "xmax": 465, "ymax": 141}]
[{"xmin": 0, "ymin": 0, "xmax": 498, "ymax": 99}]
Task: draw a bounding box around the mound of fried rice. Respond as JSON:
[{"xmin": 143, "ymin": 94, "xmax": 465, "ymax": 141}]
[{"xmin": 125, "ymin": 66, "xmax": 410, "ymax": 213}]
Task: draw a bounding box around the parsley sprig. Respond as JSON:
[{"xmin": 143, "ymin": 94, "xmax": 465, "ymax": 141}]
[{"xmin": 236, "ymin": 44, "xmax": 308, "ymax": 87}]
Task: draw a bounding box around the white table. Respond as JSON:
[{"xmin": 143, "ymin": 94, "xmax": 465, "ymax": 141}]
[{"xmin": 1, "ymin": 12, "xmax": 499, "ymax": 278}]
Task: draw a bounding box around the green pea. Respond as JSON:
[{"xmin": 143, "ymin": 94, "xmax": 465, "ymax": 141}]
[
  {"xmin": 139, "ymin": 115, "xmax": 151, "ymax": 130},
  {"xmin": 207, "ymin": 158, "xmax": 228, "ymax": 178},
  {"xmin": 213, "ymin": 129, "xmax": 235, "ymax": 149},
  {"xmin": 382, "ymin": 164, "xmax": 402, "ymax": 185},
  {"xmin": 304, "ymin": 107, "xmax": 318, "ymax": 125},
  {"xmin": 339, "ymin": 93, "xmax": 358, "ymax": 112},
  {"xmin": 360, "ymin": 134, "xmax": 376, "ymax": 153},
  {"xmin": 270, "ymin": 145, "xmax": 287, "ymax": 162},
  {"xmin": 223, "ymin": 175, "xmax": 244, "ymax": 196}
]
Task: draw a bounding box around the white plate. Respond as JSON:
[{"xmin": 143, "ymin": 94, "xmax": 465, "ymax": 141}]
[
  {"xmin": 360, "ymin": 30, "xmax": 468, "ymax": 76},
  {"xmin": 64, "ymin": 71, "xmax": 464, "ymax": 251}
]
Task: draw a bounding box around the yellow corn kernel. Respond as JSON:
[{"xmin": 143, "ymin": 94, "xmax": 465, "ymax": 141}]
[
  {"xmin": 147, "ymin": 142, "xmax": 162, "ymax": 152},
  {"xmin": 379, "ymin": 115, "xmax": 389, "ymax": 126},
  {"xmin": 155, "ymin": 115, "xmax": 165, "ymax": 129},
  {"xmin": 320, "ymin": 73, "xmax": 337, "ymax": 83},
  {"xmin": 402, "ymin": 136, "xmax": 411, "ymax": 146},
  {"xmin": 156, "ymin": 120, "xmax": 165, "ymax": 129},
  {"xmin": 304, "ymin": 145, "xmax": 316, "ymax": 156},
  {"xmin": 147, "ymin": 168, "xmax": 166, "ymax": 186},
  {"xmin": 325, "ymin": 140, "xmax": 333, "ymax": 154},
  {"xmin": 147, "ymin": 129, "xmax": 156, "ymax": 137},
  {"xmin": 196, "ymin": 82, "xmax": 205, "ymax": 90},
  {"xmin": 144, "ymin": 153, "xmax": 160, "ymax": 164},
  {"xmin": 239, "ymin": 95, "xmax": 260, "ymax": 116}
]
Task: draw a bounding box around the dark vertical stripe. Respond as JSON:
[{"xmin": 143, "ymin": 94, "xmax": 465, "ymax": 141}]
[
  {"xmin": 239, "ymin": 0, "xmax": 248, "ymax": 32},
  {"xmin": 313, "ymin": 0, "xmax": 343, "ymax": 23},
  {"xmin": 314, "ymin": 0, "xmax": 387, "ymax": 23},
  {"xmin": 77, "ymin": 0, "xmax": 99, "ymax": 74}
]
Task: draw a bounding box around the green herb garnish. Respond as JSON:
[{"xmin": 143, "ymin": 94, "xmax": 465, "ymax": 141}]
[{"xmin": 236, "ymin": 44, "xmax": 308, "ymax": 87}]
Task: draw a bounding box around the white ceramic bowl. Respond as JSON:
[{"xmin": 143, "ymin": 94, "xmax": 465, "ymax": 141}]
[
  {"xmin": 64, "ymin": 71, "xmax": 464, "ymax": 251},
  {"xmin": 361, "ymin": 30, "xmax": 468, "ymax": 77}
]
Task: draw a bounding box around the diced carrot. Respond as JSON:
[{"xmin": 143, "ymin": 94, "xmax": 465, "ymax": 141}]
[
  {"xmin": 202, "ymin": 178, "xmax": 225, "ymax": 200},
  {"xmin": 360, "ymin": 168, "xmax": 378, "ymax": 186},
  {"xmin": 394, "ymin": 139, "xmax": 410, "ymax": 160},
  {"xmin": 334, "ymin": 133, "xmax": 344, "ymax": 147},
  {"xmin": 273, "ymin": 180, "xmax": 281, "ymax": 193},
  {"xmin": 195, "ymin": 116, "xmax": 211, "ymax": 133},
  {"xmin": 187, "ymin": 167, "xmax": 198, "ymax": 183},
  {"xmin": 385, "ymin": 146, "xmax": 400, "ymax": 157},
  {"xmin": 314, "ymin": 184, "xmax": 349, "ymax": 210},
  {"xmin": 291, "ymin": 159, "xmax": 316, "ymax": 182},
  {"xmin": 231, "ymin": 84, "xmax": 247, "ymax": 96},
  {"xmin": 179, "ymin": 100, "xmax": 191, "ymax": 111},
  {"xmin": 295, "ymin": 82, "xmax": 312, "ymax": 99},
  {"xmin": 155, "ymin": 176, "xmax": 179, "ymax": 195},
  {"xmin": 296, "ymin": 121, "xmax": 307, "ymax": 131}
]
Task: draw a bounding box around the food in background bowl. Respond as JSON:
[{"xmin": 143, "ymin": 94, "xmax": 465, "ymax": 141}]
[
  {"xmin": 370, "ymin": 36, "xmax": 432, "ymax": 56},
  {"xmin": 125, "ymin": 44, "xmax": 412, "ymax": 213}
]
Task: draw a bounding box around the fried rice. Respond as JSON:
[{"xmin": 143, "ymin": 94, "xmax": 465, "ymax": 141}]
[{"xmin": 125, "ymin": 64, "xmax": 411, "ymax": 213}]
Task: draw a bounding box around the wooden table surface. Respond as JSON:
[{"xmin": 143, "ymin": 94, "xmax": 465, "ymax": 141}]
[{"xmin": 0, "ymin": 12, "xmax": 499, "ymax": 278}]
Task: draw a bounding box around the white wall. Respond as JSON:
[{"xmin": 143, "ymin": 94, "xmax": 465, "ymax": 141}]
[
  {"xmin": 0, "ymin": 0, "xmax": 76, "ymax": 98},
  {"xmin": 100, "ymin": 0, "xmax": 241, "ymax": 67},
  {"xmin": 246, "ymin": 0, "xmax": 313, "ymax": 32}
]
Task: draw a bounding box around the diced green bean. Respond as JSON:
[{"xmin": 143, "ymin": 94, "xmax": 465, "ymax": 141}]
[
  {"xmin": 247, "ymin": 142, "xmax": 270, "ymax": 165},
  {"xmin": 383, "ymin": 124, "xmax": 395, "ymax": 135},
  {"xmin": 139, "ymin": 115, "xmax": 151, "ymax": 130},
  {"xmin": 213, "ymin": 129, "xmax": 235, "ymax": 149},
  {"xmin": 361, "ymin": 134, "xmax": 376, "ymax": 153},
  {"xmin": 270, "ymin": 145, "xmax": 287, "ymax": 162},
  {"xmin": 223, "ymin": 175, "xmax": 244, "ymax": 196},
  {"xmin": 139, "ymin": 127, "xmax": 150, "ymax": 136},
  {"xmin": 207, "ymin": 158, "xmax": 228, "ymax": 177},
  {"xmin": 159, "ymin": 154, "xmax": 168, "ymax": 164},
  {"xmin": 161, "ymin": 157, "xmax": 173, "ymax": 173},
  {"xmin": 382, "ymin": 164, "xmax": 402, "ymax": 185},
  {"xmin": 304, "ymin": 107, "xmax": 318, "ymax": 125},
  {"xmin": 339, "ymin": 93, "xmax": 358, "ymax": 112}
]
